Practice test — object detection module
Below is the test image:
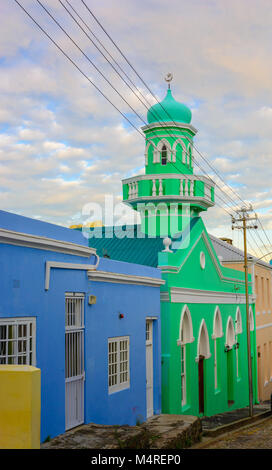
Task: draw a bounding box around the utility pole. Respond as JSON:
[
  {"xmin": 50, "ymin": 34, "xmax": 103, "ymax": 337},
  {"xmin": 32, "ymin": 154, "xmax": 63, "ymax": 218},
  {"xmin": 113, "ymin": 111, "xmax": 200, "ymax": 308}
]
[{"xmin": 232, "ymin": 205, "xmax": 258, "ymax": 418}]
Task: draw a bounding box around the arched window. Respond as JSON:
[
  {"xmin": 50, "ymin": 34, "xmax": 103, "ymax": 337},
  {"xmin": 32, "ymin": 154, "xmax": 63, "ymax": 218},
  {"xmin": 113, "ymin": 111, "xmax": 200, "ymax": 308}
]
[
  {"xmin": 212, "ymin": 307, "xmax": 223, "ymax": 389},
  {"xmin": 145, "ymin": 141, "xmax": 158, "ymax": 164},
  {"xmin": 188, "ymin": 144, "xmax": 192, "ymax": 166},
  {"xmin": 226, "ymin": 317, "xmax": 236, "ymax": 405},
  {"xmin": 157, "ymin": 139, "xmax": 171, "ymax": 164},
  {"xmin": 173, "ymin": 139, "xmax": 186, "ymax": 164},
  {"xmin": 178, "ymin": 305, "xmax": 194, "ymax": 345},
  {"xmin": 177, "ymin": 306, "xmax": 194, "ymax": 407},
  {"xmin": 226, "ymin": 317, "xmax": 235, "ymax": 349},
  {"xmin": 161, "ymin": 145, "xmax": 167, "ymax": 165},
  {"xmin": 235, "ymin": 307, "xmax": 242, "ymax": 334},
  {"xmin": 213, "ymin": 307, "xmax": 223, "ymax": 339},
  {"xmin": 197, "ymin": 319, "xmax": 211, "ymax": 359}
]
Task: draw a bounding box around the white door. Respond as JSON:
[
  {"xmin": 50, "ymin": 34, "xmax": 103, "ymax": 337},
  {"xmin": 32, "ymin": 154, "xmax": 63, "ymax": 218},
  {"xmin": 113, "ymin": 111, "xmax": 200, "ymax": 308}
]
[
  {"xmin": 65, "ymin": 294, "xmax": 85, "ymax": 431},
  {"xmin": 146, "ymin": 320, "xmax": 154, "ymax": 418}
]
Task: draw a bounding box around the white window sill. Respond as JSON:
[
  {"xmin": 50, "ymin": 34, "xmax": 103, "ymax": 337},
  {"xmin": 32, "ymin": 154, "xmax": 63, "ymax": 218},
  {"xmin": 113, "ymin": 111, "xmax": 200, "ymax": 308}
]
[{"xmin": 109, "ymin": 383, "xmax": 130, "ymax": 395}]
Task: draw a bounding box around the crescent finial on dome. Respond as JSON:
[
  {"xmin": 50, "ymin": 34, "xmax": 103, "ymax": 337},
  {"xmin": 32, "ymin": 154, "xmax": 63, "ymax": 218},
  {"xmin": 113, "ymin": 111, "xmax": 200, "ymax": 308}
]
[{"xmin": 165, "ymin": 73, "xmax": 173, "ymax": 89}]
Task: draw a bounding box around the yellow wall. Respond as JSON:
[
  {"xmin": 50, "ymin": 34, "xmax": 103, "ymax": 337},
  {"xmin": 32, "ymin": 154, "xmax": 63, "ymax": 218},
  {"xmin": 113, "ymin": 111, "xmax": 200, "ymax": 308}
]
[
  {"xmin": 0, "ymin": 365, "xmax": 40, "ymax": 449},
  {"xmin": 223, "ymin": 260, "xmax": 272, "ymax": 402}
]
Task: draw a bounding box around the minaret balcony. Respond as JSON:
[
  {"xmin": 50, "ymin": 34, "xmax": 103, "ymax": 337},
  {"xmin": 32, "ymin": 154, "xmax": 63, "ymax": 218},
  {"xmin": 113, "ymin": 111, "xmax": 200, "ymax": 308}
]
[{"xmin": 122, "ymin": 173, "xmax": 215, "ymax": 210}]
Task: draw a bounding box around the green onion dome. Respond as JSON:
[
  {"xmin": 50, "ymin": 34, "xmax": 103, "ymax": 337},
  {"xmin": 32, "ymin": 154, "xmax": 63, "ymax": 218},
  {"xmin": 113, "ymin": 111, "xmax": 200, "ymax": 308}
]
[{"xmin": 147, "ymin": 88, "xmax": 192, "ymax": 124}]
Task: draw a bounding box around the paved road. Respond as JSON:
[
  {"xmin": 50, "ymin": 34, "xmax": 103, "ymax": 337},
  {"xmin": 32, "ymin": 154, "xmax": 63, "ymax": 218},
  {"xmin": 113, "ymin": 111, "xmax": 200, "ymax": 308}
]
[{"xmin": 201, "ymin": 416, "xmax": 272, "ymax": 449}]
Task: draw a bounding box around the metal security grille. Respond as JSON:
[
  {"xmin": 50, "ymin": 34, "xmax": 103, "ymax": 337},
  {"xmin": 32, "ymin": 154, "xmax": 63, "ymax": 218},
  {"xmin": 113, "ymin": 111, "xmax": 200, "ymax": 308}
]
[
  {"xmin": 65, "ymin": 293, "xmax": 85, "ymax": 431},
  {"xmin": 108, "ymin": 336, "xmax": 129, "ymax": 393},
  {"xmin": 0, "ymin": 318, "xmax": 36, "ymax": 365}
]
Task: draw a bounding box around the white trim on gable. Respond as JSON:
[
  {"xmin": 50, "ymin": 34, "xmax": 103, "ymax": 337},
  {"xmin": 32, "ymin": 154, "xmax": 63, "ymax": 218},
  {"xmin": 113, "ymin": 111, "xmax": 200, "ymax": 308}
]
[
  {"xmin": 0, "ymin": 227, "xmax": 96, "ymax": 258},
  {"xmin": 160, "ymin": 229, "xmax": 247, "ymax": 286}
]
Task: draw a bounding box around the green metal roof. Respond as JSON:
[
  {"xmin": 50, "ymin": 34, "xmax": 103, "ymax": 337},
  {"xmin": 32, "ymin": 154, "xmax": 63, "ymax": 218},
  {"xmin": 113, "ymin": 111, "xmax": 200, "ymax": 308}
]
[
  {"xmin": 83, "ymin": 225, "xmax": 163, "ymax": 267},
  {"xmin": 76, "ymin": 219, "xmax": 199, "ymax": 267}
]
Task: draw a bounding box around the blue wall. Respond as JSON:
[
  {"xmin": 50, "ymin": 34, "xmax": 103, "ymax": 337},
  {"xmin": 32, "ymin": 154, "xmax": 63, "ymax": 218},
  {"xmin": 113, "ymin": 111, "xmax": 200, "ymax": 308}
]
[{"xmin": 0, "ymin": 211, "xmax": 162, "ymax": 441}]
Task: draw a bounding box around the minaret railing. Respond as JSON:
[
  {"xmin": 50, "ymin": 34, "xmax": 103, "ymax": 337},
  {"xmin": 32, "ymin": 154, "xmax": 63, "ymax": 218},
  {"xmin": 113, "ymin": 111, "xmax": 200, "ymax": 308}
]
[{"xmin": 126, "ymin": 175, "xmax": 214, "ymax": 201}]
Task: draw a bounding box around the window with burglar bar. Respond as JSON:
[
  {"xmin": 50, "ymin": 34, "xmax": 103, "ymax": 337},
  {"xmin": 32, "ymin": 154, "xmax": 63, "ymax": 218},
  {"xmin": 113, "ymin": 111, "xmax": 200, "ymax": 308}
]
[
  {"xmin": 65, "ymin": 294, "xmax": 85, "ymax": 380},
  {"xmin": 0, "ymin": 317, "xmax": 36, "ymax": 366},
  {"xmin": 65, "ymin": 294, "xmax": 84, "ymax": 329},
  {"xmin": 108, "ymin": 336, "xmax": 130, "ymax": 393}
]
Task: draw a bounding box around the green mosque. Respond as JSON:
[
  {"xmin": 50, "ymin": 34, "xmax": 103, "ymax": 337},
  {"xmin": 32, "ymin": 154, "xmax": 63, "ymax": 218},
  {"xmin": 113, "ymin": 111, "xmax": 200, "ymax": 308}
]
[{"xmin": 82, "ymin": 82, "xmax": 258, "ymax": 418}]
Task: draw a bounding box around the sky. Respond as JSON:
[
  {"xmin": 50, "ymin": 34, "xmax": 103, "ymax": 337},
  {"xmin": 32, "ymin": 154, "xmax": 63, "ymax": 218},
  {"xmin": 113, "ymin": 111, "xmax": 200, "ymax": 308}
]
[{"xmin": 1, "ymin": 0, "xmax": 272, "ymax": 257}]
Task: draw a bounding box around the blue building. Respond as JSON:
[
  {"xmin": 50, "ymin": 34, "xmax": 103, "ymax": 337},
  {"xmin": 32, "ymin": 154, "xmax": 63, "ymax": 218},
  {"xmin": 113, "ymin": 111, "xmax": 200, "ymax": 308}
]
[{"xmin": 0, "ymin": 210, "xmax": 163, "ymax": 441}]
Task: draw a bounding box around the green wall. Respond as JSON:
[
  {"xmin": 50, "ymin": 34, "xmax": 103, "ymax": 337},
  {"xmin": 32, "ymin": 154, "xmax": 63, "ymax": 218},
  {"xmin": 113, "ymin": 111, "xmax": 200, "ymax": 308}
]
[
  {"xmin": 161, "ymin": 301, "xmax": 257, "ymax": 417},
  {"xmin": 159, "ymin": 217, "xmax": 258, "ymax": 417}
]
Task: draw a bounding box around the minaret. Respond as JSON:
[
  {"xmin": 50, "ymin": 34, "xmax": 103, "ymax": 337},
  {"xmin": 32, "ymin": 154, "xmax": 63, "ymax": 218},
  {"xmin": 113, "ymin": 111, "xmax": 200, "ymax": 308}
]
[{"xmin": 122, "ymin": 76, "xmax": 215, "ymax": 237}]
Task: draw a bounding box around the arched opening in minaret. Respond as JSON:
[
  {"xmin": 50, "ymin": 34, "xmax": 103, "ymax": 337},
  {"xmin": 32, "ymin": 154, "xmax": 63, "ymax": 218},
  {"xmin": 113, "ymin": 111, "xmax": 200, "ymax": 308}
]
[{"xmin": 161, "ymin": 145, "xmax": 167, "ymax": 165}]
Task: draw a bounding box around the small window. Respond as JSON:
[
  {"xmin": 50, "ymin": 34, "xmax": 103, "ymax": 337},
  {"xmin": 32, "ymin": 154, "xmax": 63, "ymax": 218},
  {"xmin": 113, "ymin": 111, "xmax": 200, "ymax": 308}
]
[
  {"xmin": 65, "ymin": 293, "xmax": 84, "ymax": 328},
  {"xmin": 200, "ymin": 251, "xmax": 206, "ymax": 270},
  {"xmin": 108, "ymin": 336, "xmax": 130, "ymax": 393},
  {"xmin": 161, "ymin": 145, "xmax": 167, "ymax": 165},
  {"xmin": 146, "ymin": 321, "xmax": 150, "ymax": 341},
  {"xmin": 0, "ymin": 317, "xmax": 36, "ymax": 366}
]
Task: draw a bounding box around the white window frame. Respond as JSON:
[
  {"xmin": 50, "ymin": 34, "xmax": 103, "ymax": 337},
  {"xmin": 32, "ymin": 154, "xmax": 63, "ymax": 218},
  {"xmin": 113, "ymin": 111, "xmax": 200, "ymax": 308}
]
[
  {"xmin": 146, "ymin": 320, "xmax": 152, "ymax": 344},
  {"xmin": 108, "ymin": 336, "xmax": 130, "ymax": 394},
  {"xmin": 212, "ymin": 307, "xmax": 223, "ymax": 390},
  {"xmin": 65, "ymin": 293, "xmax": 85, "ymax": 330},
  {"xmin": 0, "ymin": 317, "xmax": 36, "ymax": 366}
]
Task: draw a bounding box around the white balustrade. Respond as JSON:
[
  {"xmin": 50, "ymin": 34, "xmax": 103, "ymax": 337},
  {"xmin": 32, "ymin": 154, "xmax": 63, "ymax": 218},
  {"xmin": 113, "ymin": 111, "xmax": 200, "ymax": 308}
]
[
  {"xmin": 152, "ymin": 179, "xmax": 156, "ymax": 196},
  {"xmin": 126, "ymin": 176, "xmax": 213, "ymax": 201},
  {"xmin": 159, "ymin": 179, "xmax": 163, "ymax": 196},
  {"xmin": 184, "ymin": 179, "xmax": 188, "ymax": 196},
  {"xmin": 180, "ymin": 179, "xmax": 183, "ymax": 196},
  {"xmin": 190, "ymin": 180, "xmax": 194, "ymax": 196},
  {"xmin": 128, "ymin": 181, "xmax": 138, "ymax": 199}
]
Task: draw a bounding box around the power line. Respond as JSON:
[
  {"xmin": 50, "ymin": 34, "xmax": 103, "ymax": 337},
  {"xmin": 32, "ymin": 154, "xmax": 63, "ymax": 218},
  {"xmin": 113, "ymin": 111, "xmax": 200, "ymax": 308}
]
[
  {"xmin": 60, "ymin": 0, "xmax": 241, "ymax": 215},
  {"xmin": 36, "ymin": 0, "xmax": 147, "ymax": 127},
  {"xmin": 63, "ymin": 0, "xmax": 154, "ymax": 110},
  {"xmin": 71, "ymin": 1, "xmax": 272, "ymax": 252},
  {"xmin": 80, "ymin": 0, "xmax": 250, "ymax": 211},
  {"xmin": 13, "ymin": 0, "xmax": 144, "ymax": 139},
  {"xmin": 247, "ymin": 229, "xmax": 267, "ymax": 259},
  {"xmin": 31, "ymin": 0, "xmax": 237, "ymax": 216},
  {"xmin": 13, "ymin": 1, "xmax": 240, "ymax": 220},
  {"xmin": 256, "ymin": 215, "xmax": 272, "ymax": 248}
]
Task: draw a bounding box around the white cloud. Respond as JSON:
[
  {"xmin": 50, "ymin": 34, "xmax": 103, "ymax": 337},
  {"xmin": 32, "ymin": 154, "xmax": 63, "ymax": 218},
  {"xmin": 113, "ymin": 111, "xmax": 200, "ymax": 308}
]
[{"xmin": 0, "ymin": 0, "xmax": 272, "ymax": 253}]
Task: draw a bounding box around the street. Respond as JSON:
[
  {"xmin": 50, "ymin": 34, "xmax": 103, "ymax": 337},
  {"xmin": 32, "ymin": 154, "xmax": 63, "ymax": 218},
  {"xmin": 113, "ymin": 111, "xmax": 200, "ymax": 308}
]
[{"xmin": 198, "ymin": 416, "xmax": 272, "ymax": 449}]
